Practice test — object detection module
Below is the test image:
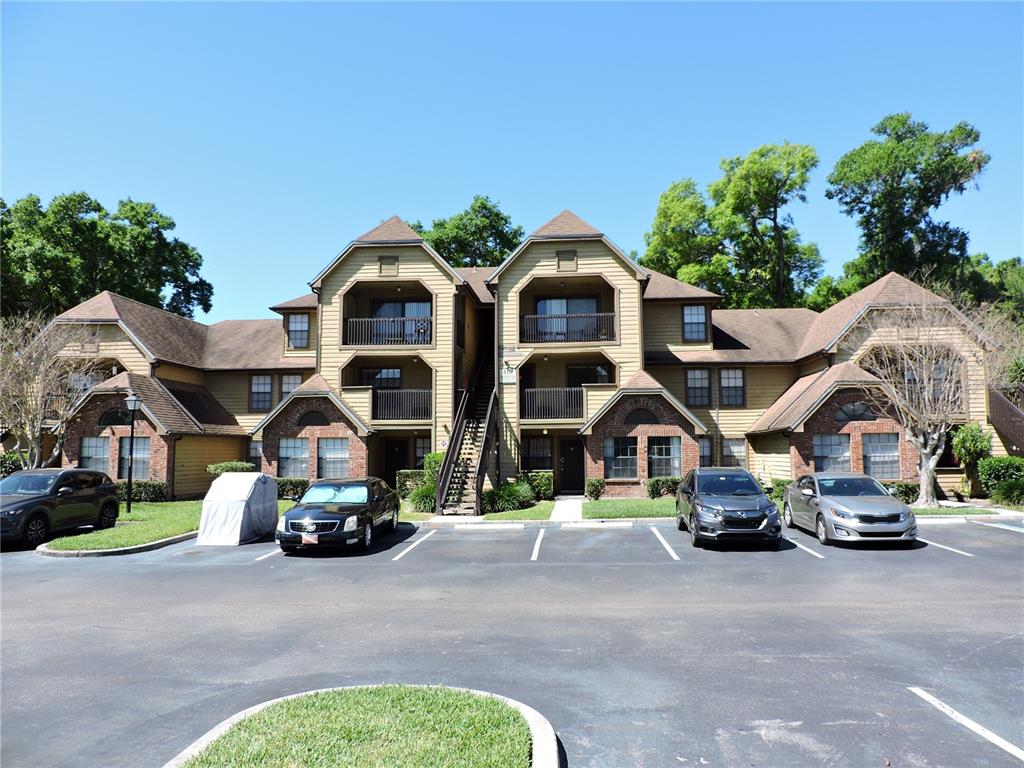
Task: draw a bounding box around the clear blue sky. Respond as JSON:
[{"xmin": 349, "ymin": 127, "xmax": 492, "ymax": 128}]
[{"xmin": 3, "ymin": 2, "xmax": 1021, "ymax": 323}]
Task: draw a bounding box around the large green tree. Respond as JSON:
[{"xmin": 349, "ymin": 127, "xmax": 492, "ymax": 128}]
[
  {"xmin": 826, "ymin": 113, "xmax": 990, "ymax": 291},
  {"xmin": 641, "ymin": 144, "xmax": 822, "ymax": 308},
  {"xmin": 411, "ymin": 195, "xmax": 524, "ymax": 268},
  {"xmin": 1, "ymin": 193, "xmax": 213, "ymax": 318}
]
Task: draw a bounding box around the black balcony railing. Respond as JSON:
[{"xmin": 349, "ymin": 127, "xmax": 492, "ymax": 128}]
[
  {"xmin": 520, "ymin": 313, "xmax": 615, "ymax": 344},
  {"xmin": 520, "ymin": 387, "xmax": 584, "ymax": 420},
  {"xmin": 372, "ymin": 389, "xmax": 432, "ymax": 420},
  {"xmin": 346, "ymin": 317, "xmax": 432, "ymax": 346}
]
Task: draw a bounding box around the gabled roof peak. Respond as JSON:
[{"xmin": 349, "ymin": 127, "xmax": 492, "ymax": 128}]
[
  {"xmin": 530, "ymin": 210, "xmax": 603, "ymax": 239},
  {"xmin": 355, "ymin": 215, "xmax": 423, "ymax": 244}
]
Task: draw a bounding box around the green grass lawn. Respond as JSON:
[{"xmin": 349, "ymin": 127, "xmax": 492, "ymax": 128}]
[
  {"xmin": 399, "ymin": 499, "xmax": 434, "ymax": 522},
  {"xmin": 46, "ymin": 500, "xmax": 295, "ymax": 551},
  {"xmin": 913, "ymin": 506, "xmax": 996, "ymax": 515},
  {"xmin": 583, "ymin": 496, "xmax": 676, "ymax": 519},
  {"xmin": 183, "ymin": 685, "xmax": 530, "ymax": 768},
  {"xmin": 484, "ymin": 500, "xmax": 556, "ymax": 520}
]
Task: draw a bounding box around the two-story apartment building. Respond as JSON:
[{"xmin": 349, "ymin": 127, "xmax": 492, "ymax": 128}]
[{"xmin": 54, "ymin": 210, "xmax": 1022, "ymax": 505}]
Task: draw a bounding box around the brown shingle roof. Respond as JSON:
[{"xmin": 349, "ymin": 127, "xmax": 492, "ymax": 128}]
[
  {"xmin": 160, "ymin": 380, "xmax": 247, "ymax": 435},
  {"xmin": 89, "ymin": 373, "xmax": 201, "ymax": 434},
  {"xmin": 269, "ymin": 293, "xmax": 318, "ymax": 312},
  {"xmin": 643, "ymin": 269, "xmax": 722, "ymax": 301},
  {"xmin": 455, "ymin": 267, "xmax": 495, "ymax": 304},
  {"xmin": 530, "ymin": 210, "xmax": 603, "ymax": 239},
  {"xmin": 202, "ymin": 320, "xmax": 315, "ymax": 371},
  {"xmin": 355, "ymin": 216, "xmax": 423, "ymax": 243},
  {"xmin": 747, "ymin": 362, "xmax": 880, "ymax": 434}
]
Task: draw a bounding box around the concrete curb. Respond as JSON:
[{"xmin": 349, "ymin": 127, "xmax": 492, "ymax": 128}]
[
  {"xmin": 36, "ymin": 530, "xmax": 197, "ymax": 558},
  {"xmin": 421, "ymin": 516, "xmax": 674, "ymax": 529},
  {"xmin": 161, "ymin": 684, "xmax": 558, "ymax": 768}
]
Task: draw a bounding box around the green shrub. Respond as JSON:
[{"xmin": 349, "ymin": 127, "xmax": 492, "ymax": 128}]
[
  {"xmin": 646, "ymin": 477, "xmax": 682, "ymax": 499},
  {"xmin": 585, "ymin": 478, "xmax": 605, "ymax": 500},
  {"xmin": 767, "ymin": 478, "xmax": 789, "ymax": 502},
  {"xmin": 206, "ymin": 461, "xmax": 255, "ymax": 476},
  {"xmin": 481, "ymin": 481, "xmax": 535, "ymax": 514},
  {"xmin": 0, "ymin": 451, "xmax": 24, "ymax": 478},
  {"xmin": 978, "ymin": 456, "xmax": 1024, "ymax": 497},
  {"xmin": 396, "ymin": 469, "xmax": 426, "ymax": 499},
  {"xmin": 517, "ymin": 470, "xmax": 554, "ymax": 500},
  {"xmin": 276, "ymin": 477, "xmax": 309, "ymax": 500},
  {"xmin": 410, "ymin": 483, "xmax": 437, "ymax": 515},
  {"xmin": 952, "ymin": 424, "xmax": 992, "ymax": 471},
  {"xmin": 423, "ymin": 452, "xmax": 445, "ymax": 484},
  {"xmin": 884, "ymin": 481, "xmax": 919, "ymax": 504},
  {"xmin": 115, "ymin": 480, "xmax": 167, "ymax": 502},
  {"xmin": 992, "ymin": 478, "xmax": 1024, "ymax": 506}
]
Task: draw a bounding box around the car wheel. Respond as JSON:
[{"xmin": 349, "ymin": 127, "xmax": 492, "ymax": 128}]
[
  {"xmin": 387, "ymin": 507, "xmax": 398, "ymax": 533},
  {"xmin": 96, "ymin": 502, "xmax": 118, "ymax": 530},
  {"xmin": 816, "ymin": 515, "xmax": 830, "ymax": 546},
  {"xmin": 360, "ymin": 519, "xmax": 374, "ymax": 551},
  {"xmin": 280, "ymin": 544, "xmax": 298, "ymax": 554},
  {"xmin": 783, "ymin": 503, "xmax": 795, "ymax": 529},
  {"xmin": 689, "ymin": 515, "xmax": 701, "ymax": 548},
  {"xmin": 24, "ymin": 514, "xmax": 49, "ymax": 548}
]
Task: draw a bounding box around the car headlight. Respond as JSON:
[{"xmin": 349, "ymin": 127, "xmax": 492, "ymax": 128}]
[
  {"xmin": 343, "ymin": 516, "xmax": 359, "ymax": 532},
  {"xmin": 899, "ymin": 510, "xmax": 914, "ymax": 522},
  {"xmin": 830, "ymin": 506, "xmax": 855, "ymax": 520},
  {"xmin": 762, "ymin": 503, "xmax": 779, "ymax": 517},
  {"xmin": 695, "ymin": 504, "xmax": 721, "ymax": 521},
  {"xmin": 276, "ymin": 516, "xmax": 286, "ymax": 532}
]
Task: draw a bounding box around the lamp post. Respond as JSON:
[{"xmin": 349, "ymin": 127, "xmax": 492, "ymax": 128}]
[{"xmin": 124, "ymin": 392, "xmax": 143, "ymax": 516}]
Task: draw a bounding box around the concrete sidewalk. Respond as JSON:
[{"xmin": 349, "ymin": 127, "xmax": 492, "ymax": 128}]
[{"xmin": 549, "ymin": 496, "xmax": 583, "ymax": 522}]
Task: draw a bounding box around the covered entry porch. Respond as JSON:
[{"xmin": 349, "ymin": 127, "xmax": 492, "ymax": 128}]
[
  {"xmin": 366, "ymin": 430, "xmax": 433, "ymax": 488},
  {"xmin": 520, "ymin": 428, "xmax": 586, "ymax": 495}
]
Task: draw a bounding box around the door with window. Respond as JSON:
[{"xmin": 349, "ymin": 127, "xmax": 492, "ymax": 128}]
[{"xmin": 558, "ymin": 438, "xmax": 585, "ymax": 494}]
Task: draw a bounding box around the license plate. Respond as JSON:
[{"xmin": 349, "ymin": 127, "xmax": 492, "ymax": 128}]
[{"xmin": 301, "ymin": 534, "xmax": 319, "ymax": 545}]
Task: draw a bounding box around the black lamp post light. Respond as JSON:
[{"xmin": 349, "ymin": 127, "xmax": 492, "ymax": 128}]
[{"xmin": 123, "ymin": 392, "xmax": 143, "ymax": 516}]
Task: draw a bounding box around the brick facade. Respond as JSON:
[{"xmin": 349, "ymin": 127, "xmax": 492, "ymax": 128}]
[
  {"xmin": 61, "ymin": 394, "xmax": 171, "ymax": 485},
  {"xmin": 789, "ymin": 389, "xmax": 918, "ymax": 480},
  {"xmin": 585, "ymin": 395, "xmax": 700, "ymax": 497},
  {"xmin": 260, "ymin": 396, "xmax": 368, "ymax": 480}
]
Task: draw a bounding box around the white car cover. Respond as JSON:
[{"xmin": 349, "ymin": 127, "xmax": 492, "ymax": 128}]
[{"xmin": 197, "ymin": 472, "xmax": 279, "ymax": 545}]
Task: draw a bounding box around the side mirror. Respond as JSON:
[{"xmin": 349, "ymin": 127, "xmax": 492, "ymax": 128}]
[
  {"xmin": 284, "ymin": 495, "xmax": 298, "ymax": 502},
  {"xmin": 800, "ymin": 487, "xmax": 815, "ymax": 498},
  {"xmin": 57, "ymin": 486, "xmax": 74, "ymax": 497}
]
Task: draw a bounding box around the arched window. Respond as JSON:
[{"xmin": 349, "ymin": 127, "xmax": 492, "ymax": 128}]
[
  {"xmin": 625, "ymin": 408, "xmax": 657, "ymax": 425},
  {"xmin": 834, "ymin": 401, "xmax": 876, "ymax": 425},
  {"xmin": 98, "ymin": 408, "xmax": 132, "ymax": 426},
  {"xmin": 297, "ymin": 410, "xmax": 330, "ymax": 427}
]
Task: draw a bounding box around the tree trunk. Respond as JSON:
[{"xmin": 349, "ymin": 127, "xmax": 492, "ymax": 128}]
[{"xmin": 912, "ymin": 429, "xmax": 944, "ymax": 507}]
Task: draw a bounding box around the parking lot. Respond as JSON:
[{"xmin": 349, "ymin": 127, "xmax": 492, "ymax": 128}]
[{"xmin": 2, "ymin": 516, "xmax": 1023, "ymax": 767}]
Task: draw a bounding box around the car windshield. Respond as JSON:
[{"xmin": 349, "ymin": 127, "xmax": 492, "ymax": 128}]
[
  {"xmin": 299, "ymin": 483, "xmax": 369, "ymax": 505},
  {"xmin": 0, "ymin": 474, "xmax": 58, "ymax": 496},
  {"xmin": 818, "ymin": 477, "xmax": 889, "ymax": 496},
  {"xmin": 698, "ymin": 473, "xmax": 762, "ymax": 496}
]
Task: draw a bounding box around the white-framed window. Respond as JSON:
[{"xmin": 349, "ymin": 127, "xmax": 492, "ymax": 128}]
[
  {"xmin": 813, "ymin": 434, "xmax": 850, "ymax": 472},
  {"xmin": 686, "ymin": 369, "xmax": 710, "ymax": 406},
  {"xmin": 280, "ymin": 374, "xmax": 302, "ymax": 401},
  {"xmin": 698, "ymin": 437, "xmax": 712, "ymax": 467},
  {"xmin": 863, "ymin": 433, "xmax": 899, "ymax": 479},
  {"xmin": 683, "ymin": 305, "xmax": 706, "ymax": 341},
  {"xmin": 278, "ymin": 438, "xmax": 309, "ymax": 478},
  {"xmin": 721, "ymin": 438, "xmax": 747, "ymax": 468},
  {"xmin": 80, "ymin": 437, "xmax": 109, "ymax": 472},
  {"xmin": 648, "ymin": 436, "xmax": 681, "ymax": 477},
  {"xmin": 118, "ymin": 437, "xmax": 150, "ymax": 479},
  {"xmin": 250, "ymin": 375, "xmax": 272, "ymax": 411},
  {"xmin": 317, "ymin": 438, "xmax": 349, "ymax": 478},
  {"xmin": 286, "ymin": 314, "xmax": 309, "ymax": 349},
  {"xmin": 603, "ymin": 437, "xmax": 637, "ymax": 479},
  {"xmin": 719, "ymin": 368, "xmax": 745, "ymax": 406}
]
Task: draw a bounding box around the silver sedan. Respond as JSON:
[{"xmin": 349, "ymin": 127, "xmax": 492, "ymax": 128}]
[{"xmin": 784, "ymin": 472, "xmax": 917, "ymax": 545}]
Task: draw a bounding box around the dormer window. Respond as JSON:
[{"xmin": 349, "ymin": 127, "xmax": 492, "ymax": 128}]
[
  {"xmin": 286, "ymin": 314, "xmax": 309, "ymax": 349},
  {"xmin": 683, "ymin": 305, "xmax": 707, "ymax": 341},
  {"xmin": 556, "ymin": 250, "xmax": 577, "ymax": 272}
]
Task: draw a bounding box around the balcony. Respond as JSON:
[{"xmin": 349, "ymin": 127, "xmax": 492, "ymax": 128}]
[
  {"xmin": 373, "ymin": 388, "xmax": 432, "ymax": 420},
  {"xmin": 521, "ymin": 387, "xmax": 584, "ymax": 420},
  {"xmin": 520, "ymin": 313, "xmax": 616, "ymax": 344},
  {"xmin": 345, "ymin": 317, "xmax": 432, "ymax": 346}
]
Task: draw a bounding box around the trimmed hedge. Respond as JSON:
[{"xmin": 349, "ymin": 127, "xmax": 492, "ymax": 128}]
[
  {"xmin": 992, "ymin": 478, "xmax": 1024, "ymax": 506},
  {"xmin": 115, "ymin": 480, "xmax": 167, "ymax": 502},
  {"xmin": 646, "ymin": 477, "xmax": 682, "ymax": 499},
  {"xmin": 1, "ymin": 451, "xmax": 24, "ymax": 478},
  {"xmin": 276, "ymin": 477, "xmax": 309, "ymax": 500},
  {"xmin": 409, "ymin": 483, "xmax": 437, "ymax": 515},
  {"xmin": 481, "ymin": 481, "xmax": 535, "ymax": 514},
  {"xmin": 207, "ymin": 461, "xmax": 255, "ymax": 476},
  {"xmin": 884, "ymin": 481, "xmax": 919, "ymax": 504},
  {"xmin": 423, "ymin": 452, "xmax": 445, "ymax": 484},
  {"xmin": 396, "ymin": 469, "xmax": 426, "ymax": 499},
  {"xmin": 585, "ymin": 478, "xmax": 606, "ymax": 500},
  {"xmin": 517, "ymin": 470, "xmax": 554, "ymax": 501},
  {"xmin": 978, "ymin": 456, "xmax": 1024, "ymax": 497}
]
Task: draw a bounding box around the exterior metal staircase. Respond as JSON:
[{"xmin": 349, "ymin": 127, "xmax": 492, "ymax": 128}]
[
  {"xmin": 989, "ymin": 385, "xmax": 1024, "ymax": 453},
  {"xmin": 436, "ymin": 360, "xmax": 495, "ymax": 514}
]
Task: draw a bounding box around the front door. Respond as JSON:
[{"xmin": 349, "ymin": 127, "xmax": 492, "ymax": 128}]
[
  {"xmin": 383, "ymin": 439, "xmax": 408, "ymax": 487},
  {"xmin": 558, "ymin": 438, "xmax": 585, "ymax": 495}
]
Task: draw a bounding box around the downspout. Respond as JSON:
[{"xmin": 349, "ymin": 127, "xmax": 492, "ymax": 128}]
[{"xmin": 493, "ymin": 283, "xmax": 501, "ymax": 483}]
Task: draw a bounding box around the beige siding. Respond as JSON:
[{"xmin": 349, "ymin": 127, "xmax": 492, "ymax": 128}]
[
  {"xmin": 173, "ymin": 435, "xmax": 245, "ymax": 497},
  {"xmin": 749, "ymin": 434, "xmax": 792, "ymax": 481},
  {"xmin": 642, "ymin": 301, "xmax": 713, "ymax": 352},
  {"xmin": 58, "ymin": 323, "xmax": 151, "ymax": 374},
  {"xmin": 206, "ymin": 372, "xmax": 263, "ymax": 431},
  {"xmin": 155, "ymin": 364, "xmax": 204, "ymax": 385},
  {"xmin": 283, "ymin": 310, "xmax": 319, "ymax": 358},
  {"xmin": 462, "ymin": 297, "xmax": 480, "ymax": 384}
]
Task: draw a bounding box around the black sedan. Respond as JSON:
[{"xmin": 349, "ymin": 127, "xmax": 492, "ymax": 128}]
[
  {"xmin": 1, "ymin": 469, "xmax": 120, "ymax": 547},
  {"xmin": 275, "ymin": 477, "xmax": 400, "ymax": 553}
]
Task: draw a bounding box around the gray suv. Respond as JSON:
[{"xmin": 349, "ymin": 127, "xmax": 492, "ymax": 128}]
[{"xmin": 676, "ymin": 467, "xmax": 782, "ymax": 548}]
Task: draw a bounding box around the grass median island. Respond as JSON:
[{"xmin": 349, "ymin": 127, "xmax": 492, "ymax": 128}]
[
  {"xmin": 913, "ymin": 506, "xmax": 995, "ymax": 515},
  {"xmin": 182, "ymin": 685, "xmax": 531, "ymax": 768},
  {"xmin": 484, "ymin": 500, "xmax": 555, "ymax": 521},
  {"xmin": 46, "ymin": 500, "xmax": 296, "ymax": 551},
  {"xmin": 583, "ymin": 497, "xmax": 676, "ymax": 519}
]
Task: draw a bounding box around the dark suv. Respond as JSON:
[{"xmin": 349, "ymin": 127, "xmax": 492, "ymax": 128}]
[
  {"xmin": 676, "ymin": 467, "xmax": 782, "ymax": 548},
  {"xmin": 0, "ymin": 469, "xmax": 119, "ymax": 547}
]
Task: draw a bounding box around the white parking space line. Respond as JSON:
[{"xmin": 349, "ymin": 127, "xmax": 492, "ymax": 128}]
[
  {"xmin": 917, "ymin": 537, "xmax": 974, "ymax": 557},
  {"xmin": 650, "ymin": 526, "xmax": 680, "ymax": 561},
  {"xmin": 784, "ymin": 535, "xmax": 825, "ymax": 559},
  {"xmin": 907, "ymin": 687, "xmax": 1024, "ymax": 762},
  {"xmin": 254, "ymin": 548, "xmax": 282, "ymax": 562},
  {"xmin": 971, "ymin": 521, "xmax": 1024, "ymax": 534},
  {"xmin": 392, "ymin": 529, "xmax": 436, "ymax": 561},
  {"xmin": 530, "ymin": 529, "xmax": 545, "ymax": 561}
]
